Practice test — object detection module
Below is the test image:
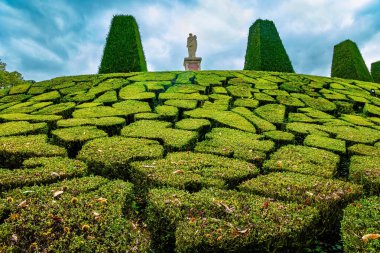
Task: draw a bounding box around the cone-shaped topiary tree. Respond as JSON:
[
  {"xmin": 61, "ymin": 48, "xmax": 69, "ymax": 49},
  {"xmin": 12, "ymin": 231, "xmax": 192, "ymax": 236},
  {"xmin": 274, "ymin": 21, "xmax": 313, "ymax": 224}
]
[
  {"xmin": 331, "ymin": 40, "xmax": 372, "ymax": 82},
  {"xmin": 99, "ymin": 15, "xmax": 147, "ymax": 74},
  {"xmin": 244, "ymin": 19, "xmax": 294, "ymax": 73},
  {"xmin": 371, "ymin": 61, "xmax": 380, "ymax": 83}
]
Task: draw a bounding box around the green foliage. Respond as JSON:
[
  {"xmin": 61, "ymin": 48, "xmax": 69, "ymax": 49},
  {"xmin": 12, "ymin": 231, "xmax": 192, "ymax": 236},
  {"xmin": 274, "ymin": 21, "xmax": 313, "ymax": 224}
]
[
  {"xmin": 32, "ymin": 102, "xmax": 76, "ymax": 117},
  {"xmin": 232, "ymin": 107, "xmax": 276, "ymax": 132},
  {"xmin": 146, "ymin": 188, "xmax": 318, "ymax": 252},
  {"xmin": 119, "ymin": 83, "xmax": 155, "ymax": 100},
  {"xmin": 0, "ymin": 177, "xmax": 150, "ymax": 252},
  {"xmin": 78, "ymin": 137, "xmax": 164, "ymax": 178},
  {"xmin": 0, "ymin": 113, "xmax": 62, "ymax": 123},
  {"xmin": 264, "ymin": 145, "xmax": 340, "ymax": 178},
  {"xmin": 164, "ymin": 99, "xmax": 198, "ymax": 110},
  {"xmin": 254, "ymin": 104, "xmax": 285, "ymax": 124},
  {"xmin": 0, "ymin": 121, "xmax": 47, "ymax": 137},
  {"xmin": 99, "ymin": 15, "xmax": 147, "ymax": 73},
  {"xmin": 341, "ymin": 196, "xmax": 380, "ymax": 252},
  {"xmin": 304, "ymin": 134, "xmax": 346, "ymax": 154},
  {"xmin": 185, "ymin": 108, "xmax": 256, "ymax": 133},
  {"xmin": 263, "ymin": 130, "xmax": 295, "ymax": 143},
  {"xmin": 175, "ymin": 118, "xmax": 211, "ymax": 132},
  {"xmin": 121, "ymin": 120, "xmax": 197, "ymax": 151},
  {"xmin": 8, "ymin": 83, "xmax": 30, "ymax": 95},
  {"xmin": 0, "ymin": 157, "xmax": 87, "ymax": 191},
  {"xmin": 349, "ymin": 155, "xmax": 380, "ymax": 195},
  {"xmin": 130, "ymin": 152, "xmax": 259, "ymax": 192},
  {"xmin": 363, "ymin": 103, "xmax": 380, "ymax": 117},
  {"xmin": 30, "ymin": 90, "xmax": 61, "ymax": 102},
  {"xmin": 195, "ymin": 128, "xmax": 273, "ymax": 162},
  {"xmin": 233, "ymin": 98, "xmax": 259, "ymax": 108},
  {"xmin": 371, "ymin": 60, "xmax": 380, "ymax": 83},
  {"xmin": 0, "ymin": 135, "xmax": 67, "ymax": 168},
  {"xmin": 0, "ymin": 59, "xmax": 28, "ymax": 88},
  {"xmin": 239, "ymin": 172, "xmax": 363, "ymax": 234},
  {"xmin": 155, "ymin": 105, "xmax": 179, "ymax": 121},
  {"xmin": 300, "ymin": 96, "xmax": 337, "ymax": 112},
  {"xmin": 331, "ymin": 40, "xmax": 373, "ymax": 82},
  {"xmin": 244, "ymin": 19, "xmax": 294, "ymax": 73},
  {"xmin": 348, "ymin": 144, "xmax": 380, "ymax": 156}
]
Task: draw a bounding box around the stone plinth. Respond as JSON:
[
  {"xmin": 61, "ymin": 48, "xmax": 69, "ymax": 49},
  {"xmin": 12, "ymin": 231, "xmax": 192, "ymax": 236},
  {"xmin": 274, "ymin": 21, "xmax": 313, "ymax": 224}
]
[{"xmin": 184, "ymin": 57, "xmax": 202, "ymax": 71}]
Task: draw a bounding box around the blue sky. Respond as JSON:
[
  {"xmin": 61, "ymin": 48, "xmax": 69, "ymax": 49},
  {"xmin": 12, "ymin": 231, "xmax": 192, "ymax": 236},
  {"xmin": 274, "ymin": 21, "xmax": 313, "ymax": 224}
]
[{"xmin": 0, "ymin": 0, "xmax": 379, "ymax": 81}]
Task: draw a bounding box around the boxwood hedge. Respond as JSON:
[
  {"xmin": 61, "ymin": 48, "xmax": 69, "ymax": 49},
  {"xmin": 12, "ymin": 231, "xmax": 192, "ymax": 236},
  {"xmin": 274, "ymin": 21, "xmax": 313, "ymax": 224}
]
[{"xmin": 349, "ymin": 155, "xmax": 380, "ymax": 195}]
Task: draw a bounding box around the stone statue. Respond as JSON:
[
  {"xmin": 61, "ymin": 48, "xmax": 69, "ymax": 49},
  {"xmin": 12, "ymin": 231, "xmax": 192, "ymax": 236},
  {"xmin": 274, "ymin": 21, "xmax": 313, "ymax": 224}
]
[{"xmin": 187, "ymin": 33, "xmax": 197, "ymax": 58}]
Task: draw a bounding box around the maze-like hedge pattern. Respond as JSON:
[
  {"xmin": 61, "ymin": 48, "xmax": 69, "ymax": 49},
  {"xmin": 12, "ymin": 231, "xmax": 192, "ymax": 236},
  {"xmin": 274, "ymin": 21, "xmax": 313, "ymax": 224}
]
[{"xmin": 0, "ymin": 70, "xmax": 379, "ymax": 252}]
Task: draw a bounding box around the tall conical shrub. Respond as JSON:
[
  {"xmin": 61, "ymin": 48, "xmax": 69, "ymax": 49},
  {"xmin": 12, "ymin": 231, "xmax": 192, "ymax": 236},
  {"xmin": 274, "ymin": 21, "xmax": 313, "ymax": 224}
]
[
  {"xmin": 99, "ymin": 15, "xmax": 147, "ymax": 74},
  {"xmin": 244, "ymin": 19, "xmax": 294, "ymax": 73},
  {"xmin": 331, "ymin": 40, "xmax": 372, "ymax": 82},
  {"xmin": 371, "ymin": 61, "xmax": 380, "ymax": 83}
]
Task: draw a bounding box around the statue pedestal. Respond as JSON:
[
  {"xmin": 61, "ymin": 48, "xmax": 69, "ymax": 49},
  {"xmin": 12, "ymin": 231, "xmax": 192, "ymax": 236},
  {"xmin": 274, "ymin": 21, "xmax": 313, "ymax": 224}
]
[{"xmin": 184, "ymin": 57, "xmax": 202, "ymax": 71}]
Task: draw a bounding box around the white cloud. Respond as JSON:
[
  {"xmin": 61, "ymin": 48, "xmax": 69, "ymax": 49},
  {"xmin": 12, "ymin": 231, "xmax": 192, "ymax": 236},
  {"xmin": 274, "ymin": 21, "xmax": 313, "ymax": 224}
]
[
  {"xmin": 362, "ymin": 31, "xmax": 380, "ymax": 70},
  {"xmin": 11, "ymin": 38, "xmax": 63, "ymax": 64}
]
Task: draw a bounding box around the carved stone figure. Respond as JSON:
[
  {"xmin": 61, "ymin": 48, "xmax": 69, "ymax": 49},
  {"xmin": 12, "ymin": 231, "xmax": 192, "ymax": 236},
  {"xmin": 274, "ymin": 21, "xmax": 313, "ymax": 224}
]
[{"xmin": 187, "ymin": 33, "xmax": 197, "ymax": 58}]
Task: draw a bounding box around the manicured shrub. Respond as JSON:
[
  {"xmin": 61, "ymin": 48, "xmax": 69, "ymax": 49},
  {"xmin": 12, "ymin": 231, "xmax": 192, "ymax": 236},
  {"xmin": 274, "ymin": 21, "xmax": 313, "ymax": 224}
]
[
  {"xmin": 130, "ymin": 152, "xmax": 259, "ymax": 193},
  {"xmin": 119, "ymin": 83, "xmax": 155, "ymax": 100},
  {"xmin": 0, "ymin": 157, "xmax": 87, "ymax": 191},
  {"xmin": 304, "ymin": 134, "xmax": 346, "ymax": 154},
  {"xmin": 195, "ymin": 128, "xmax": 273, "ymax": 163},
  {"xmin": 57, "ymin": 117, "xmax": 126, "ymax": 135},
  {"xmin": 8, "ymin": 84, "xmax": 31, "ymax": 95},
  {"xmin": 99, "ymin": 15, "xmax": 147, "ymax": 73},
  {"xmin": 128, "ymin": 72, "xmax": 176, "ymax": 82},
  {"xmin": 94, "ymin": 90, "xmax": 118, "ymax": 103},
  {"xmin": 348, "ymin": 144, "xmax": 380, "ymax": 156},
  {"xmin": 300, "ymin": 96, "xmax": 337, "ymax": 112},
  {"xmin": 0, "ymin": 177, "xmax": 150, "ymax": 252},
  {"xmin": 239, "ymin": 172, "xmax": 362, "ymax": 234},
  {"xmin": 233, "ymin": 98, "xmax": 259, "ymax": 108},
  {"xmin": 288, "ymin": 113, "xmax": 315, "ymax": 123},
  {"xmin": 226, "ymin": 85, "xmax": 252, "ymax": 98},
  {"xmin": 349, "ymin": 155, "xmax": 380, "ymax": 195},
  {"xmin": 164, "ymin": 99, "xmax": 198, "ymax": 110},
  {"xmin": 30, "ymin": 90, "xmax": 61, "ymax": 102},
  {"xmin": 31, "ymin": 102, "xmax": 76, "ymax": 118},
  {"xmin": 331, "ymin": 40, "xmax": 373, "ymax": 82},
  {"xmin": 155, "ymin": 105, "xmax": 179, "ymax": 121},
  {"xmin": 146, "ymin": 188, "xmax": 318, "ymax": 252},
  {"xmin": 72, "ymin": 106, "xmax": 124, "ymax": 118},
  {"xmin": 264, "ymin": 145, "xmax": 340, "ymax": 178},
  {"xmin": 77, "ymin": 136, "xmax": 164, "ymax": 178},
  {"xmin": 263, "ymin": 130, "xmax": 295, "ymax": 143},
  {"xmin": 134, "ymin": 112, "xmax": 160, "ymax": 120},
  {"xmin": 212, "ymin": 86, "xmax": 228, "ymax": 94},
  {"xmin": 340, "ymin": 114, "xmax": 374, "ymax": 126},
  {"xmin": 254, "ymin": 104, "xmax": 285, "ymax": 124},
  {"xmin": 121, "ymin": 120, "xmax": 198, "ymax": 151},
  {"xmin": 298, "ymin": 107, "xmax": 335, "ymax": 119},
  {"xmin": 253, "ymin": 92, "xmax": 276, "ymax": 103},
  {"xmin": 158, "ymin": 92, "xmax": 208, "ymax": 101},
  {"xmin": 0, "ymin": 135, "xmax": 67, "ymax": 168},
  {"xmin": 244, "ymin": 19, "xmax": 294, "ymax": 73},
  {"xmin": 0, "ymin": 113, "xmax": 62, "ymax": 123},
  {"xmin": 276, "ymin": 95, "xmax": 305, "ymax": 107},
  {"xmin": 0, "ymin": 121, "xmax": 47, "ymax": 137},
  {"xmin": 175, "ymin": 118, "xmax": 211, "ymax": 132},
  {"xmin": 341, "ymin": 196, "xmax": 380, "ymax": 253},
  {"xmin": 0, "ymin": 94, "xmax": 31, "ymax": 103},
  {"xmin": 232, "ymin": 106, "xmax": 276, "ymax": 132},
  {"xmin": 322, "ymin": 125, "xmax": 380, "ymax": 144},
  {"xmin": 112, "ymin": 99, "xmax": 152, "ymax": 115},
  {"xmin": 363, "ymin": 103, "xmax": 380, "ymax": 117},
  {"xmin": 88, "ymin": 78, "xmax": 128, "ymax": 96},
  {"xmin": 371, "ymin": 60, "xmax": 380, "ymax": 83},
  {"xmin": 185, "ymin": 108, "xmax": 256, "ymax": 133},
  {"xmin": 286, "ymin": 122, "xmax": 329, "ymax": 138},
  {"xmin": 52, "ymin": 126, "xmax": 108, "ymax": 157}
]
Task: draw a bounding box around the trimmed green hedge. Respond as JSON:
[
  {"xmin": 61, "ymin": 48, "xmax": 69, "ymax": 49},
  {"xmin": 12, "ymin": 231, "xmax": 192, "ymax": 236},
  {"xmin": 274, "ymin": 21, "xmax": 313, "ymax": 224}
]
[
  {"xmin": 244, "ymin": 19, "xmax": 294, "ymax": 73},
  {"xmin": 363, "ymin": 103, "xmax": 380, "ymax": 117},
  {"xmin": 195, "ymin": 127, "xmax": 273, "ymax": 162},
  {"xmin": 0, "ymin": 121, "xmax": 47, "ymax": 137},
  {"xmin": 52, "ymin": 126, "xmax": 108, "ymax": 157},
  {"xmin": 185, "ymin": 108, "xmax": 256, "ymax": 133},
  {"xmin": 264, "ymin": 145, "xmax": 340, "ymax": 178},
  {"xmin": 164, "ymin": 99, "xmax": 198, "ymax": 110},
  {"xmin": 30, "ymin": 90, "xmax": 61, "ymax": 102},
  {"xmin": 254, "ymin": 104, "xmax": 285, "ymax": 124},
  {"xmin": 348, "ymin": 144, "xmax": 380, "ymax": 156},
  {"xmin": 0, "ymin": 113, "xmax": 62, "ymax": 123},
  {"xmin": 331, "ymin": 39, "xmax": 373, "ymax": 82},
  {"xmin": 349, "ymin": 155, "xmax": 380, "ymax": 195},
  {"xmin": 32, "ymin": 102, "xmax": 76, "ymax": 118},
  {"xmin": 0, "ymin": 177, "xmax": 150, "ymax": 252},
  {"xmin": 0, "ymin": 135, "xmax": 67, "ymax": 168},
  {"xmin": 130, "ymin": 152, "xmax": 259, "ymax": 192},
  {"xmin": 146, "ymin": 188, "xmax": 318, "ymax": 252},
  {"xmin": 341, "ymin": 196, "xmax": 380, "ymax": 253},
  {"xmin": 77, "ymin": 136, "xmax": 164, "ymax": 178},
  {"xmin": 233, "ymin": 98, "xmax": 259, "ymax": 108},
  {"xmin": 232, "ymin": 107, "xmax": 276, "ymax": 132},
  {"xmin": 155, "ymin": 105, "xmax": 179, "ymax": 121},
  {"xmin": 239, "ymin": 172, "xmax": 362, "ymax": 234},
  {"xmin": 8, "ymin": 84, "xmax": 31, "ymax": 95},
  {"xmin": 121, "ymin": 120, "xmax": 197, "ymax": 151},
  {"xmin": 57, "ymin": 117, "xmax": 126, "ymax": 135},
  {"xmin": 99, "ymin": 15, "xmax": 147, "ymax": 73},
  {"xmin": 0, "ymin": 157, "xmax": 87, "ymax": 191},
  {"xmin": 304, "ymin": 134, "xmax": 346, "ymax": 154},
  {"xmin": 175, "ymin": 118, "xmax": 211, "ymax": 132},
  {"xmin": 119, "ymin": 83, "xmax": 155, "ymax": 100}
]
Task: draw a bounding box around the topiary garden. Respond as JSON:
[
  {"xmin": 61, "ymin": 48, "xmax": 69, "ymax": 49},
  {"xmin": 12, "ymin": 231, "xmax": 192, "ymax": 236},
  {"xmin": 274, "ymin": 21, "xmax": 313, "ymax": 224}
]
[{"xmin": 0, "ymin": 69, "xmax": 379, "ymax": 252}]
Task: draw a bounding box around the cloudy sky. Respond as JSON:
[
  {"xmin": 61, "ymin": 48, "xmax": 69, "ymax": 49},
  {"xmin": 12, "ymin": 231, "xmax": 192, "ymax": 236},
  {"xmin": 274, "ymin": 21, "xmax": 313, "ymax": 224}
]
[{"xmin": 0, "ymin": 0, "xmax": 379, "ymax": 81}]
